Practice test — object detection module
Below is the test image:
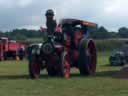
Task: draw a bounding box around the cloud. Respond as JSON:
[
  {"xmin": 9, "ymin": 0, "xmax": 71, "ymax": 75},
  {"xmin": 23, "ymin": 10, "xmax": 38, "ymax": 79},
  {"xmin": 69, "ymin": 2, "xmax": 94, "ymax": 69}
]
[
  {"xmin": 0, "ymin": 0, "xmax": 128, "ymax": 31},
  {"xmin": 17, "ymin": 0, "xmax": 33, "ymax": 8},
  {"xmin": 0, "ymin": 0, "xmax": 33, "ymax": 8},
  {"xmin": 104, "ymin": 0, "xmax": 128, "ymax": 16}
]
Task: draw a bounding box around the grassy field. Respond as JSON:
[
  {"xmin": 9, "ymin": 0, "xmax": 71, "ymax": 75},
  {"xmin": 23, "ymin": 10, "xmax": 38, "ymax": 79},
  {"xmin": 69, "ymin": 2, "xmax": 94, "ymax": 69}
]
[{"xmin": 0, "ymin": 52, "xmax": 127, "ymax": 96}]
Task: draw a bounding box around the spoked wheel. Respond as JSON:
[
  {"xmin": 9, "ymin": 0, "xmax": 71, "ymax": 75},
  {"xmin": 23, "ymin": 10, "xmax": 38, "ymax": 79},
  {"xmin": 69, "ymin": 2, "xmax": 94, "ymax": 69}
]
[
  {"xmin": 29, "ymin": 56, "xmax": 41, "ymax": 79},
  {"xmin": 79, "ymin": 39, "xmax": 97, "ymax": 76},
  {"xmin": 59, "ymin": 52, "xmax": 71, "ymax": 78}
]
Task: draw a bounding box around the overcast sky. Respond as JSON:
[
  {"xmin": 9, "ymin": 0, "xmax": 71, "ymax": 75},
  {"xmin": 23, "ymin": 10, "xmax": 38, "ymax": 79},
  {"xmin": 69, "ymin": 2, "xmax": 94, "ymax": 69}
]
[{"xmin": 0, "ymin": 0, "xmax": 128, "ymax": 32}]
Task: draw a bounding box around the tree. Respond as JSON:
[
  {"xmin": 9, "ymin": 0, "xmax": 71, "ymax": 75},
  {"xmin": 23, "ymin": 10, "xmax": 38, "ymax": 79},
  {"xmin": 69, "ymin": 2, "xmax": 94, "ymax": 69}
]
[
  {"xmin": 92, "ymin": 26, "xmax": 111, "ymax": 39},
  {"xmin": 118, "ymin": 27, "xmax": 128, "ymax": 38}
]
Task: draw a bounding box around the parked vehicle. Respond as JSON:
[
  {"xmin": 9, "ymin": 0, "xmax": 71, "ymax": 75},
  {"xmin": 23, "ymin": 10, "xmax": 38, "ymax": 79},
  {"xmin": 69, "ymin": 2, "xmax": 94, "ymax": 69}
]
[
  {"xmin": 109, "ymin": 45, "xmax": 128, "ymax": 66},
  {"xmin": 0, "ymin": 37, "xmax": 26, "ymax": 60},
  {"xmin": 109, "ymin": 51, "xmax": 126, "ymax": 66},
  {"xmin": 28, "ymin": 19, "xmax": 97, "ymax": 79}
]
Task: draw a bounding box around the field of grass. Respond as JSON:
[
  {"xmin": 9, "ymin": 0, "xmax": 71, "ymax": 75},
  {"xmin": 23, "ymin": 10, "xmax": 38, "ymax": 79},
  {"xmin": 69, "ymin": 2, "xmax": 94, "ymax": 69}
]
[{"xmin": 0, "ymin": 52, "xmax": 127, "ymax": 96}]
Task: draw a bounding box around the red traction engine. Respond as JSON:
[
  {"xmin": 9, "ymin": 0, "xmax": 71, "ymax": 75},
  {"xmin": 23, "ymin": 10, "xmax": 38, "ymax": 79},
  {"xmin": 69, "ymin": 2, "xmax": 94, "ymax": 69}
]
[{"xmin": 28, "ymin": 19, "xmax": 97, "ymax": 79}]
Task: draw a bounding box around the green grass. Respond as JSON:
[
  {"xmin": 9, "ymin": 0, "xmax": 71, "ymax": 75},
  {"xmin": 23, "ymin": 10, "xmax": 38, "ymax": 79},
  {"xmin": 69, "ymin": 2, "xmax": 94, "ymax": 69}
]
[
  {"xmin": 27, "ymin": 38, "xmax": 44, "ymax": 43},
  {"xmin": 0, "ymin": 52, "xmax": 127, "ymax": 96}
]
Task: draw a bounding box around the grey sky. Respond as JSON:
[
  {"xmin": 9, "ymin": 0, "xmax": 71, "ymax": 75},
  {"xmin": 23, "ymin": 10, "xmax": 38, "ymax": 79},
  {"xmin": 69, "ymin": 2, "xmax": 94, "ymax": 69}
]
[{"xmin": 0, "ymin": 0, "xmax": 128, "ymax": 31}]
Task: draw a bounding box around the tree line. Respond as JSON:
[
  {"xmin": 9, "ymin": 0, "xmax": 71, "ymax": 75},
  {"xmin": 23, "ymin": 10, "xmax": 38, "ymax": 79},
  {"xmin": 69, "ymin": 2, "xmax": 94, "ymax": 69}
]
[
  {"xmin": 0, "ymin": 29, "xmax": 43, "ymax": 40},
  {"xmin": 0, "ymin": 26, "xmax": 128, "ymax": 40},
  {"xmin": 92, "ymin": 27, "xmax": 128, "ymax": 39}
]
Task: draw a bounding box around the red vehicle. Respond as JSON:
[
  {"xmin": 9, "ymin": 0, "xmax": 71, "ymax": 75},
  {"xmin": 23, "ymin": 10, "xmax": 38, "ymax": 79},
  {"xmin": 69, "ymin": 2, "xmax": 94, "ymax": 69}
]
[
  {"xmin": 0, "ymin": 37, "xmax": 25, "ymax": 60},
  {"xmin": 28, "ymin": 19, "xmax": 97, "ymax": 79}
]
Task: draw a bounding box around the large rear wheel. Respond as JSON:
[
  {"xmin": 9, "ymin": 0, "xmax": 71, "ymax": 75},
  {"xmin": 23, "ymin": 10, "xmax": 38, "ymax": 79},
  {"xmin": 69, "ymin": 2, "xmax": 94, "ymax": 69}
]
[{"xmin": 79, "ymin": 39, "xmax": 97, "ymax": 75}]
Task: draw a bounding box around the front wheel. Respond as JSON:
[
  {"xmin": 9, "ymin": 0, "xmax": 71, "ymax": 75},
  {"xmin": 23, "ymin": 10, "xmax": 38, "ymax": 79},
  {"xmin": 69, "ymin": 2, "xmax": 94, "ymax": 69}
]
[{"xmin": 28, "ymin": 56, "xmax": 41, "ymax": 79}]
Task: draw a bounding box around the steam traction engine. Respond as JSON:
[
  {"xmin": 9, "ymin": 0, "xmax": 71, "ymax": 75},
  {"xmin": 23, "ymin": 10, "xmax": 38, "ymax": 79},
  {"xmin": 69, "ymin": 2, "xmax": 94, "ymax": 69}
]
[{"xmin": 28, "ymin": 19, "xmax": 97, "ymax": 79}]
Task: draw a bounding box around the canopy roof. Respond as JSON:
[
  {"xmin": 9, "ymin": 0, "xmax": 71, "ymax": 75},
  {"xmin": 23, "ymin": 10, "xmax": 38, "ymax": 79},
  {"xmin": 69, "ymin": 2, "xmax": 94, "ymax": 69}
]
[{"xmin": 59, "ymin": 18, "xmax": 97, "ymax": 28}]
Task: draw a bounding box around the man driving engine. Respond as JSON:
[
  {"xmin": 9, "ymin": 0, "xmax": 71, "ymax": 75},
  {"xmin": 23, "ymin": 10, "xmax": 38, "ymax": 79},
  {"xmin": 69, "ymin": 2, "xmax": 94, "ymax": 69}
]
[{"xmin": 45, "ymin": 9, "xmax": 57, "ymax": 35}]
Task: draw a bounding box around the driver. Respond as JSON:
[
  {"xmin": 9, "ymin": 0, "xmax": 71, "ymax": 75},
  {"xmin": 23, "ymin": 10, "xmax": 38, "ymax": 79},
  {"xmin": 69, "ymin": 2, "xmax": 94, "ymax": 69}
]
[{"xmin": 45, "ymin": 9, "xmax": 57, "ymax": 35}]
